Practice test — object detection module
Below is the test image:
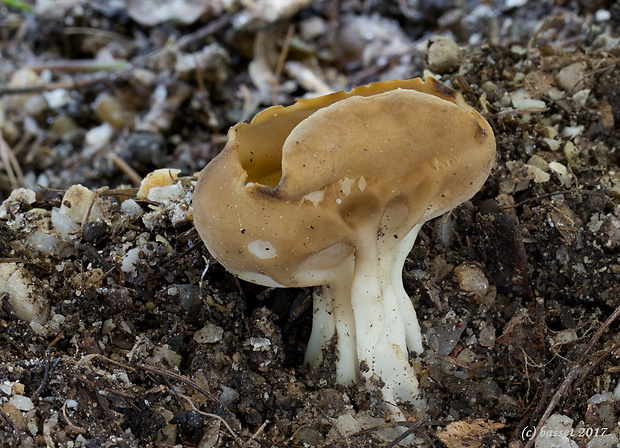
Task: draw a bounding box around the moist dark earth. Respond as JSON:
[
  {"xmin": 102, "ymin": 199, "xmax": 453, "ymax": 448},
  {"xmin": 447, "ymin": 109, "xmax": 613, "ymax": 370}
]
[{"xmin": 0, "ymin": 1, "xmax": 619, "ymax": 447}]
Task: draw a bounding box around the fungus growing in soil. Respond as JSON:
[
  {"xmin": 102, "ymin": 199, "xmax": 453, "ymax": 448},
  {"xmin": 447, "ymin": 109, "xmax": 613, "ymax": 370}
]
[{"xmin": 193, "ymin": 77, "xmax": 496, "ymax": 407}]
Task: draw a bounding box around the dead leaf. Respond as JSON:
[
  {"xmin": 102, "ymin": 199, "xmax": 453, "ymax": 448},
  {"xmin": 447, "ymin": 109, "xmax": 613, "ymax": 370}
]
[
  {"xmin": 548, "ymin": 200, "xmax": 580, "ymax": 245},
  {"xmin": 496, "ymin": 315, "xmax": 546, "ymax": 365},
  {"xmin": 599, "ymin": 98, "xmax": 614, "ymax": 130},
  {"xmin": 525, "ymin": 71, "xmax": 555, "ymax": 99},
  {"xmin": 437, "ymin": 419, "xmax": 505, "ymax": 448},
  {"xmin": 477, "ymin": 214, "xmax": 533, "ymax": 298}
]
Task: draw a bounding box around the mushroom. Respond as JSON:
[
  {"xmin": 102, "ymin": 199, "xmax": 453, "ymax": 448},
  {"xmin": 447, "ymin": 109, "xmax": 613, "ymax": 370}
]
[{"xmin": 193, "ymin": 77, "xmax": 496, "ymax": 407}]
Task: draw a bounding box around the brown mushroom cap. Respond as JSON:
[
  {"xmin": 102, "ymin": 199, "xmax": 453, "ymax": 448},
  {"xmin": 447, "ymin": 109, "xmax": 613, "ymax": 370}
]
[{"xmin": 193, "ymin": 77, "xmax": 495, "ymax": 288}]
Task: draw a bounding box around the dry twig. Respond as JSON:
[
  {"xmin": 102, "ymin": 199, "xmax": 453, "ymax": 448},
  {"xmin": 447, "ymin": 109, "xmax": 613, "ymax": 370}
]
[
  {"xmin": 0, "ymin": 134, "xmax": 25, "ymax": 189},
  {"xmin": 62, "ymin": 399, "xmax": 87, "ymax": 435},
  {"xmin": 272, "ymin": 24, "xmax": 295, "ymax": 106}
]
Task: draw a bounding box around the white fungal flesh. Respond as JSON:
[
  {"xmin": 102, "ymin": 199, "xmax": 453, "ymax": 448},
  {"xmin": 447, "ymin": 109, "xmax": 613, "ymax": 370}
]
[
  {"xmin": 339, "ymin": 177, "xmax": 354, "ymax": 196},
  {"xmin": 358, "ymin": 176, "xmax": 367, "ymax": 192},
  {"xmin": 247, "ymin": 240, "xmax": 277, "ymax": 259},
  {"xmin": 237, "ymin": 271, "xmax": 285, "ymax": 288},
  {"xmin": 302, "ymin": 190, "xmax": 325, "ymax": 206},
  {"xmin": 304, "ymin": 223, "xmax": 425, "ymax": 407}
]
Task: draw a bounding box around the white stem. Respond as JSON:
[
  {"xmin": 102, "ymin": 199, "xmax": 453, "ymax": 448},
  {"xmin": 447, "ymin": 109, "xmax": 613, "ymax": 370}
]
[
  {"xmin": 303, "ymin": 223, "xmax": 426, "ymax": 408},
  {"xmin": 390, "ymin": 223, "xmax": 424, "ymax": 354},
  {"xmin": 305, "ymin": 257, "xmax": 357, "ymax": 384},
  {"xmin": 350, "ymin": 236, "xmax": 385, "ymax": 368},
  {"xmin": 351, "ymin": 225, "xmax": 425, "ymax": 406},
  {"xmin": 304, "ymin": 285, "xmax": 336, "ymax": 368},
  {"xmin": 331, "ymin": 262, "xmax": 357, "ymax": 384}
]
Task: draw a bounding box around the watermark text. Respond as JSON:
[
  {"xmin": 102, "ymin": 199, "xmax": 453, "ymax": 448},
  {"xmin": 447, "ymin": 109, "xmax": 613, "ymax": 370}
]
[{"xmin": 521, "ymin": 425, "xmax": 608, "ymax": 441}]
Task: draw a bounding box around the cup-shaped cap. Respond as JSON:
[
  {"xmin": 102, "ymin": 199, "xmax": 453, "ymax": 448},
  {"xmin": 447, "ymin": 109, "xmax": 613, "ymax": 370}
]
[{"xmin": 193, "ymin": 77, "xmax": 495, "ymax": 287}]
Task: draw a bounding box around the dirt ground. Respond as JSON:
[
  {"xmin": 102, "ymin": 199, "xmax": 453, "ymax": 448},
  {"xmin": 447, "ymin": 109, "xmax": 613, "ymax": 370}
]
[{"xmin": 0, "ymin": 0, "xmax": 619, "ymax": 447}]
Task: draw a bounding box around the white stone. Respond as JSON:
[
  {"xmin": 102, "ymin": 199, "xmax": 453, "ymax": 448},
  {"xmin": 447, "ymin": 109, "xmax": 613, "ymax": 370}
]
[
  {"xmin": 550, "ymin": 329, "xmax": 578, "ymax": 347},
  {"xmin": 250, "ymin": 337, "xmax": 271, "ymax": 351},
  {"xmin": 28, "ymin": 421, "xmax": 38, "ymax": 436},
  {"xmin": 478, "ymin": 323, "xmax": 496, "ymax": 349},
  {"xmin": 121, "ymin": 199, "xmax": 143, "ymax": 219},
  {"xmin": 299, "ymin": 16, "xmax": 327, "ymax": 41},
  {"xmin": 587, "ymin": 434, "xmax": 619, "ymax": 448},
  {"xmin": 43, "ymin": 89, "xmax": 71, "ymax": 108},
  {"xmin": 85, "ymin": 122, "xmax": 114, "ymax": 150},
  {"xmin": 151, "ymin": 345, "xmax": 182, "ymax": 368},
  {"xmin": 556, "ymin": 62, "xmax": 587, "ymax": 91},
  {"xmin": 510, "ymin": 88, "xmax": 546, "ymax": 109},
  {"xmin": 193, "ymin": 323, "xmax": 224, "ymax": 344},
  {"xmin": 327, "ymin": 413, "xmax": 362, "ymax": 441},
  {"xmin": 27, "ymin": 230, "xmax": 73, "ymax": 257},
  {"xmin": 426, "ymin": 36, "xmax": 461, "ymax": 73},
  {"xmin": 51, "ymin": 207, "xmax": 79, "ymax": 241},
  {"xmin": 137, "ymin": 168, "xmax": 181, "ymax": 199},
  {"xmin": 147, "ymin": 182, "xmax": 185, "ymax": 203},
  {"xmin": 9, "ymin": 395, "xmax": 34, "ymax": 412},
  {"xmin": 121, "ymin": 246, "xmax": 153, "ymax": 273},
  {"xmin": 219, "ymin": 386, "xmax": 238, "ymax": 407},
  {"xmin": 454, "ymin": 263, "xmax": 488, "ymax": 295},
  {"xmin": 0, "ymin": 188, "xmax": 36, "ymax": 219},
  {"xmin": 595, "ymin": 10, "xmax": 611, "ymax": 22},
  {"xmin": 562, "ymin": 125, "xmax": 584, "ymax": 139},
  {"xmin": 0, "ymin": 263, "xmax": 49, "ymax": 324},
  {"xmin": 526, "ymin": 164, "xmax": 551, "ymax": 183},
  {"xmin": 542, "ymin": 137, "xmax": 561, "ymax": 151},
  {"xmin": 512, "ymin": 98, "xmax": 546, "ymax": 110},
  {"xmin": 587, "ymin": 392, "xmax": 614, "ymax": 405},
  {"xmin": 535, "ymin": 414, "xmax": 578, "ymax": 448},
  {"xmin": 0, "ymin": 380, "xmax": 13, "ymax": 396},
  {"xmin": 572, "ymin": 88, "xmax": 590, "ymax": 111},
  {"xmin": 549, "ymin": 162, "xmax": 572, "ymax": 187},
  {"xmin": 59, "ymin": 184, "xmax": 100, "ymax": 223}
]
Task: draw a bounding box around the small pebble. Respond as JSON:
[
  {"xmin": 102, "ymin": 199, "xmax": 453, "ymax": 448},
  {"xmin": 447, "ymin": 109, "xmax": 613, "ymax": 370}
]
[
  {"xmin": 219, "ymin": 386, "xmax": 239, "ymax": 407},
  {"xmin": 121, "ymin": 199, "xmax": 144, "ymax": 219},
  {"xmin": 586, "ymin": 434, "xmax": 619, "ymax": 448},
  {"xmin": 147, "ymin": 182, "xmax": 185, "ymax": 203},
  {"xmin": 85, "ymin": 122, "xmax": 114, "ymax": 150},
  {"xmin": 556, "ymin": 61, "xmax": 587, "ymax": 91},
  {"xmin": 454, "ymin": 263, "xmax": 489, "ymax": 295},
  {"xmin": 60, "ymin": 184, "xmax": 100, "ymax": 223},
  {"xmin": 0, "ymin": 380, "xmax": 13, "ymax": 396},
  {"xmin": 549, "ymin": 161, "xmax": 572, "ymax": 187},
  {"xmin": 193, "ymin": 323, "xmax": 224, "ymax": 344},
  {"xmin": 51, "ymin": 208, "xmax": 79, "ymax": 241},
  {"xmin": 0, "ymin": 263, "xmax": 50, "ymax": 325},
  {"xmin": 121, "ymin": 246, "xmax": 153, "ymax": 273},
  {"xmin": 9, "ymin": 395, "xmax": 34, "ymax": 412},
  {"xmin": 93, "ymin": 92, "xmax": 127, "ymax": 128},
  {"xmin": 0, "ymin": 188, "xmax": 36, "ymax": 219},
  {"xmin": 510, "ymin": 88, "xmax": 546, "ymax": 109},
  {"xmin": 426, "ymin": 36, "xmax": 461, "ymax": 73},
  {"xmin": 534, "ymin": 414, "xmax": 577, "ymax": 448},
  {"xmin": 587, "ymin": 392, "xmax": 614, "ymax": 405},
  {"xmin": 137, "ymin": 168, "xmax": 181, "ymax": 199},
  {"xmin": 151, "ymin": 345, "xmax": 182, "ymax": 369},
  {"xmin": 478, "ymin": 323, "xmax": 496, "ymax": 349}
]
